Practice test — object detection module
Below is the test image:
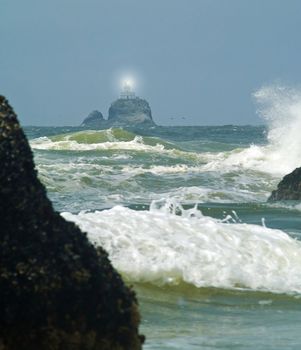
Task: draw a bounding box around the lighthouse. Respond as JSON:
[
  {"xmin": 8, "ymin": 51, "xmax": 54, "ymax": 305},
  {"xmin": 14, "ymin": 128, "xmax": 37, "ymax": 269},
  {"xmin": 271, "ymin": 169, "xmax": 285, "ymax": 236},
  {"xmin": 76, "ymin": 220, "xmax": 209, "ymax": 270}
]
[{"xmin": 120, "ymin": 81, "xmax": 136, "ymax": 99}]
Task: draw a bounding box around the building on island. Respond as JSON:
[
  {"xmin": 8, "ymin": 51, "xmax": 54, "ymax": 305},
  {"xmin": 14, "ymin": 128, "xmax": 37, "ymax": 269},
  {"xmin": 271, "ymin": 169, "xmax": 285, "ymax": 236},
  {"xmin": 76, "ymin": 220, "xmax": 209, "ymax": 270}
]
[
  {"xmin": 120, "ymin": 81, "xmax": 136, "ymax": 99},
  {"xmin": 81, "ymin": 80, "xmax": 155, "ymax": 127}
]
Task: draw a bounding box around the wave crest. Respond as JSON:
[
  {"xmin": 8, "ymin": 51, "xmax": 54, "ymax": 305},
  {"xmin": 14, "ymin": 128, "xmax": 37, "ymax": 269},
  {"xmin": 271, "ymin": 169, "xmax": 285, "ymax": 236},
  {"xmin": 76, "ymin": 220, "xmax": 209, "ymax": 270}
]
[
  {"xmin": 62, "ymin": 202, "xmax": 301, "ymax": 294},
  {"xmin": 30, "ymin": 128, "xmax": 178, "ymax": 152}
]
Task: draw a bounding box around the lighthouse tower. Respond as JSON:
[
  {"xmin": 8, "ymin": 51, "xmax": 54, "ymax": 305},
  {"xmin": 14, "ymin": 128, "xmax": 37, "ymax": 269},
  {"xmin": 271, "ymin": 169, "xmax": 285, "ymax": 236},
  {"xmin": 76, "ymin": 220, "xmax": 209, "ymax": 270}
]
[{"xmin": 120, "ymin": 81, "xmax": 136, "ymax": 99}]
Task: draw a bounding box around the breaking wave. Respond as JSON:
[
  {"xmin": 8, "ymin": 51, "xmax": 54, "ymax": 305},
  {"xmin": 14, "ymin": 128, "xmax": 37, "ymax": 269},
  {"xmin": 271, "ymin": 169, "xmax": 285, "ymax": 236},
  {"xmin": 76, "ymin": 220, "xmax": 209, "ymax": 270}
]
[{"xmin": 62, "ymin": 200, "xmax": 301, "ymax": 294}]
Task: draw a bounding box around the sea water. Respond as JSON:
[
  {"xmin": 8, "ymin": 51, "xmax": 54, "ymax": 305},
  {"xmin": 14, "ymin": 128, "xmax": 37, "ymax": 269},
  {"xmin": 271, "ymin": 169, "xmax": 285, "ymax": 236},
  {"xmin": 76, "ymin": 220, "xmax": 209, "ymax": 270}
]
[{"xmin": 25, "ymin": 86, "xmax": 301, "ymax": 349}]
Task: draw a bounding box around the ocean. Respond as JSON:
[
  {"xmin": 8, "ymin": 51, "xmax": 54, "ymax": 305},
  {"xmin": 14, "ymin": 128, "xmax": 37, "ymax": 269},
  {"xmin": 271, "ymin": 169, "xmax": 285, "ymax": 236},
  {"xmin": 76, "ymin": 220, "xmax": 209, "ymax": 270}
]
[{"xmin": 24, "ymin": 118, "xmax": 301, "ymax": 349}]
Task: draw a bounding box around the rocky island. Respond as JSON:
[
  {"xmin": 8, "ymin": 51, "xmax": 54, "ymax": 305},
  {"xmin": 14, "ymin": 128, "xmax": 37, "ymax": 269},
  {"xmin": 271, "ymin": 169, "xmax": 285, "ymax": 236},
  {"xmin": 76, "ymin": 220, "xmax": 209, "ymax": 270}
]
[
  {"xmin": 0, "ymin": 96, "xmax": 143, "ymax": 350},
  {"xmin": 81, "ymin": 82, "xmax": 155, "ymax": 128},
  {"xmin": 108, "ymin": 97, "xmax": 153, "ymax": 126},
  {"xmin": 81, "ymin": 110, "xmax": 104, "ymax": 128}
]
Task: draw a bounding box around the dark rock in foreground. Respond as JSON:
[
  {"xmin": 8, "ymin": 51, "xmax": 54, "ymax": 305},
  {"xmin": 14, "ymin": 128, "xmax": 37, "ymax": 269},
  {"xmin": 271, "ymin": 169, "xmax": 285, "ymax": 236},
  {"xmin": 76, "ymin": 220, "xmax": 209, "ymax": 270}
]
[
  {"xmin": 0, "ymin": 96, "xmax": 143, "ymax": 350},
  {"xmin": 81, "ymin": 110, "xmax": 105, "ymax": 128},
  {"xmin": 268, "ymin": 167, "xmax": 301, "ymax": 201},
  {"xmin": 108, "ymin": 98, "xmax": 154, "ymax": 126}
]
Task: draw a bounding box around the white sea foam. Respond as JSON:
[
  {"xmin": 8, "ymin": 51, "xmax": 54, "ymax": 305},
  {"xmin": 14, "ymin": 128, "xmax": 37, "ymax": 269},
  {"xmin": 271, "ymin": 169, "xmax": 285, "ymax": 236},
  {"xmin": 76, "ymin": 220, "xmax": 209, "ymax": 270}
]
[
  {"xmin": 119, "ymin": 164, "xmax": 199, "ymax": 176},
  {"xmin": 30, "ymin": 135, "xmax": 167, "ymax": 152},
  {"xmin": 62, "ymin": 201, "xmax": 301, "ymax": 294},
  {"xmin": 35, "ymin": 152, "xmax": 270, "ymax": 202},
  {"xmin": 267, "ymin": 201, "xmax": 301, "ymax": 212},
  {"xmin": 156, "ymin": 185, "xmax": 267, "ymax": 203}
]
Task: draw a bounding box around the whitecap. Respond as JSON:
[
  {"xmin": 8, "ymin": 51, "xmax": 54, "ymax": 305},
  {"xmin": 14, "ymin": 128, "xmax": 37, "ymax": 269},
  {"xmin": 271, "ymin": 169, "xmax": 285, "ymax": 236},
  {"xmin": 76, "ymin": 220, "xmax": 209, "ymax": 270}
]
[{"xmin": 62, "ymin": 201, "xmax": 301, "ymax": 294}]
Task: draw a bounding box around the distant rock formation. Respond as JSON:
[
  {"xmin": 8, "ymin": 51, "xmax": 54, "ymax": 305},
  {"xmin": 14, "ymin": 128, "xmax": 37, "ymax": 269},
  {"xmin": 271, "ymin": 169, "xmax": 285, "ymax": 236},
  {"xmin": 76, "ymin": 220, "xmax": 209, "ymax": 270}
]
[
  {"xmin": 108, "ymin": 98, "xmax": 154, "ymax": 126},
  {"xmin": 268, "ymin": 167, "xmax": 301, "ymax": 201},
  {"xmin": 0, "ymin": 96, "xmax": 143, "ymax": 350},
  {"xmin": 80, "ymin": 97, "xmax": 155, "ymax": 128},
  {"xmin": 81, "ymin": 110, "xmax": 104, "ymax": 128}
]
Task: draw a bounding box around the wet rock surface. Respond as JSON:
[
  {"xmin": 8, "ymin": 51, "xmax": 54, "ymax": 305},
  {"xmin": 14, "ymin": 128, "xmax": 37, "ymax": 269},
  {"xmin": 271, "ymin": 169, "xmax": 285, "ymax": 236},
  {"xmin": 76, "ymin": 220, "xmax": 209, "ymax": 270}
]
[
  {"xmin": 268, "ymin": 167, "xmax": 301, "ymax": 201},
  {"xmin": 0, "ymin": 96, "xmax": 143, "ymax": 350}
]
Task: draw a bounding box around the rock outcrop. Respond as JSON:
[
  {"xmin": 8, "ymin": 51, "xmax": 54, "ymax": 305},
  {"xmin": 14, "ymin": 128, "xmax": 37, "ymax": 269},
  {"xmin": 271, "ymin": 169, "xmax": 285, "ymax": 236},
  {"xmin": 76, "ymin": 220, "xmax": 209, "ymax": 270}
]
[
  {"xmin": 108, "ymin": 98, "xmax": 154, "ymax": 126},
  {"xmin": 0, "ymin": 96, "xmax": 143, "ymax": 350},
  {"xmin": 81, "ymin": 110, "xmax": 104, "ymax": 128},
  {"xmin": 268, "ymin": 167, "xmax": 301, "ymax": 201}
]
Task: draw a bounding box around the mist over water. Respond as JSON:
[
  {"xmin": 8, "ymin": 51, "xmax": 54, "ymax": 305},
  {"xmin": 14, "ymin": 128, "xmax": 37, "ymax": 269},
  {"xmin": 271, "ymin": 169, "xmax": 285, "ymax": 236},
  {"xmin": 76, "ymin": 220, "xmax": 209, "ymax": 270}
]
[{"xmin": 254, "ymin": 85, "xmax": 301, "ymax": 174}]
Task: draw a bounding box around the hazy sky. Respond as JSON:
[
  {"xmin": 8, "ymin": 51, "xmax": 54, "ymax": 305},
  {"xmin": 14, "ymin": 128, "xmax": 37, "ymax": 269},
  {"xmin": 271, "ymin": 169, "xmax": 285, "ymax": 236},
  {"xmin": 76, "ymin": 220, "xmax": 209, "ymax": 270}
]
[{"xmin": 1, "ymin": 0, "xmax": 301, "ymax": 126}]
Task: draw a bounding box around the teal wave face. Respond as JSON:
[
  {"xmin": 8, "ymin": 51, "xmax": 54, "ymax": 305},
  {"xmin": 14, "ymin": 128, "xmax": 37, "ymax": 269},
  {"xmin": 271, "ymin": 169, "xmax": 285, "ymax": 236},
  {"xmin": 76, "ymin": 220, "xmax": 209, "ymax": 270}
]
[
  {"xmin": 50, "ymin": 128, "xmax": 137, "ymax": 143},
  {"xmin": 30, "ymin": 128, "xmax": 181, "ymax": 152}
]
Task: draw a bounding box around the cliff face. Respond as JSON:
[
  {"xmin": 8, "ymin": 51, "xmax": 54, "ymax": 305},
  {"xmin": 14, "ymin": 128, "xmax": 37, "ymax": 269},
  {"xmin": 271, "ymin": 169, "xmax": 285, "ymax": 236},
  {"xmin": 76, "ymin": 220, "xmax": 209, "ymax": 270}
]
[
  {"xmin": 0, "ymin": 96, "xmax": 143, "ymax": 350},
  {"xmin": 81, "ymin": 110, "xmax": 104, "ymax": 128},
  {"xmin": 108, "ymin": 98, "xmax": 154, "ymax": 126},
  {"xmin": 268, "ymin": 167, "xmax": 301, "ymax": 201}
]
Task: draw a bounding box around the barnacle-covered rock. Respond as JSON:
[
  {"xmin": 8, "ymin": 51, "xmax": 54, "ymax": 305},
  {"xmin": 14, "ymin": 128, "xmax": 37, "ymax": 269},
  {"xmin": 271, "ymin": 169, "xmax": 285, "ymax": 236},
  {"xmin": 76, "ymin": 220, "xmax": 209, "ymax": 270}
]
[{"xmin": 0, "ymin": 96, "xmax": 144, "ymax": 350}]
